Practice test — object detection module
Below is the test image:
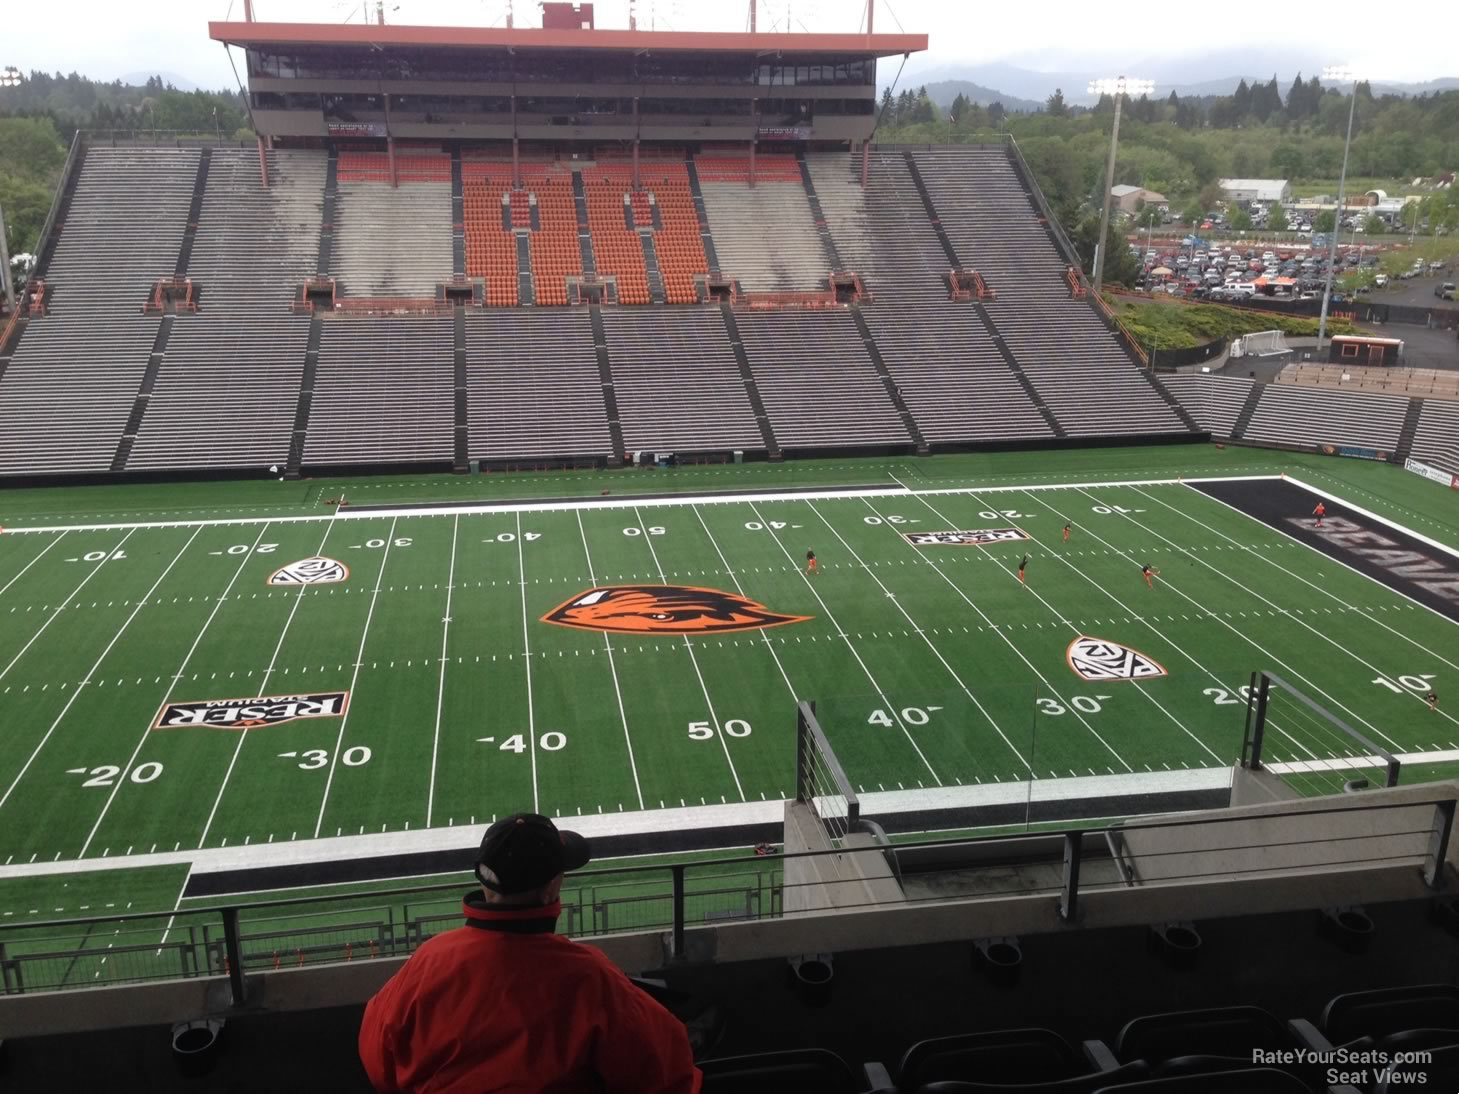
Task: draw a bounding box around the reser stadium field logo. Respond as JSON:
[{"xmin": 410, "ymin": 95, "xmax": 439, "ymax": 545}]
[
  {"xmin": 152, "ymin": 692, "xmax": 351, "ymax": 731},
  {"xmin": 1066, "ymin": 636, "xmax": 1167, "ymax": 682},
  {"xmin": 903, "ymin": 528, "xmax": 1031, "ymax": 546},
  {"xmin": 268, "ymin": 557, "xmax": 349, "ymax": 585},
  {"xmin": 542, "ymin": 585, "xmax": 811, "ymax": 635}
]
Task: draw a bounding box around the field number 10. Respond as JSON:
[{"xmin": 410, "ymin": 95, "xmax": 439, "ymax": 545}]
[{"xmin": 1373, "ymin": 674, "xmax": 1436, "ymax": 694}]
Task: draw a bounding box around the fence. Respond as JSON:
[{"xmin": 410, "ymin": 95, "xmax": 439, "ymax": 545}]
[
  {"xmin": 1150, "ymin": 337, "xmax": 1227, "ymax": 369},
  {"xmin": 4, "ymin": 795, "xmax": 1451, "ymax": 1003}
]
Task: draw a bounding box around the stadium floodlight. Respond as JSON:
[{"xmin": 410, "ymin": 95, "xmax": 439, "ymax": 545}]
[
  {"xmin": 1088, "ymin": 76, "xmax": 1155, "ymax": 298},
  {"xmin": 1316, "ymin": 66, "xmax": 1366, "ymax": 354},
  {"xmin": 0, "ymin": 66, "xmax": 23, "ymax": 88}
]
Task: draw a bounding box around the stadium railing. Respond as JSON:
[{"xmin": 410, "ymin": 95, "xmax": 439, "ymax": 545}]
[{"xmin": 2, "ymin": 793, "xmax": 1451, "ymax": 1004}]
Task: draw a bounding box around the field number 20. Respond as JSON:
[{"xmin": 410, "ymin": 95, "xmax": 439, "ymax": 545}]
[
  {"xmin": 688, "ymin": 720, "xmax": 752, "ymax": 739},
  {"xmin": 71, "ymin": 763, "xmax": 163, "ymax": 786}
]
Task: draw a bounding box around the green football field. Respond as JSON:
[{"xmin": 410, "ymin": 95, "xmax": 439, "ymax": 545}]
[{"xmin": 0, "ymin": 443, "xmax": 1457, "ymax": 939}]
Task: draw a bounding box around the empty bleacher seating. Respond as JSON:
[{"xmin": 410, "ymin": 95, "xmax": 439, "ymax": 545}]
[
  {"xmin": 0, "ymin": 148, "xmax": 198, "ymax": 473},
  {"xmin": 639, "ymin": 163, "xmax": 709, "ymax": 304},
  {"xmin": 128, "ymin": 149, "xmax": 325, "ymax": 470},
  {"xmin": 525, "ymin": 168, "xmax": 582, "ymax": 307},
  {"xmin": 463, "ymin": 161, "xmax": 519, "ymax": 307},
  {"xmin": 333, "ymin": 162, "xmax": 452, "ymax": 297},
  {"xmin": 582, "ymin": 165, "xmax": 650, "ymax": 305},
  {"xmin": 1276, "ymin": 362, "xmax": 1459, "ymax": 401},
  {"xmin": 602, "ymin": 309, "xmax": 762, "ymax": 452},
  {"xmin": 737, "ymin": 311, "xmax": 909, "ymax": 448},
  {"xmin": 1156, "ymin": 375, "xmax": 1255, "ymax": 439},
  {"xmin": 305, "ymin": 318, "xmax": 454, "ymax": 465},
  {"xmin": 465, "ymin": 310, "xmax": 612, "ymax": 462},
  {"xmin": 1242, "ymin": 384, "xmax": 1408, "ymax": 451},
  {"xmin": 1411, "ymin": 398, "xmax": 1459, "ymax": 474},
  {"xmin": 698, "ymin": 154, "xmax": 827, "ymax": 291}
]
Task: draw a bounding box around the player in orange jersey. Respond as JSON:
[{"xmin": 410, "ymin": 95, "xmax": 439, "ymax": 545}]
[
  {"xmin": 1142, "ymin": 563, "xmax": 1159, "ymax": 588},
  {"xmin": 1313, "ymin": 501, "xmax": 1326, "ymax": 527},
  {"xmin": 806, "ymin": 549, "xmax": 817, "ymax": 575},
  {"xmin": 1062, "ymin": 522, "xmax": 1071, "ymax": 543},
  {"xmin": 1017, "ymin": 555, "xmax": 1029, "ymax": 584}
]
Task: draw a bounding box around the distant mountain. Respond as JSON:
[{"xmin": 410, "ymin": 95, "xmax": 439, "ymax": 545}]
[{"xmin": 920, "ymin": 80, "xmax": 1043, "ymax": 115}]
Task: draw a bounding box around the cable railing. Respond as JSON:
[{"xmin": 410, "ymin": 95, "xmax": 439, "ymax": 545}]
[{"xmin": 2, "ymin": 794, "xmax": 1450, "ymax": 1003}]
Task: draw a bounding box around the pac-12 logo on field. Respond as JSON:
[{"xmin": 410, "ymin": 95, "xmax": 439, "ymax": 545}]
[
  {"xmin": 152, "ymin": 691, "xmax": 350, "ymax": 731},
  {"xmin": 1066, "ymin": 636, "xmax": 1167, "ymax": 682},
  {"xmin": 268, "ymin": 557, "xmax": 349, "ymax": 585},
  {"xmin": 903, "ymin": 528, "xmax": 1031, "ymax": 546},
  {"xmin": 542, "ymin": 585, "xmax": 811, "ymax": 635}
]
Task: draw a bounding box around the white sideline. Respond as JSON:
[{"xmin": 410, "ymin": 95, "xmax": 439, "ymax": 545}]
[{"xmin": 0, "ymin": 476, "xmax": 1281, "ymax": 535}]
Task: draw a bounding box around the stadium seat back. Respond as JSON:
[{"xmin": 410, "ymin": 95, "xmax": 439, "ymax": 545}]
[
  {"xmin": 913, "ymin": 1060, "xmax": 1150, "ymax": 1093},
  {"xmin": 1375, "ymin": 1042, "xmax": 1459, "ymax": 1093},
  {"xmin": 899, "ymin": 1028, "xmax": 1080, "ymax": 1087},
  {"xmin": 1116, "ymin": 1006, "xmax": 1289, "ymax": 1063},
  {"xmin": 1321, "ymin": 984, "xmax": 1459, "ymax": 1043},
  {"xmin": 1089, "ymin": 1067, "xmax": 1310, "ymax": 1092},
  {"xmin": 700, "ymin": 1047, "xmax": 860, "ymax": 1094}
]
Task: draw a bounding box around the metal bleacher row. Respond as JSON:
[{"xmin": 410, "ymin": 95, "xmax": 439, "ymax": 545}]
[{"xmin": 12, "ymin": 141, "xmax": 1448, "ymax": 476}]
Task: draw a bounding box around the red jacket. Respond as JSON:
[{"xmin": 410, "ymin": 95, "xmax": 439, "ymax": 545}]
[{"xmin": 359, "ymin": 893, "xmax": 703, "ymax": 1094}]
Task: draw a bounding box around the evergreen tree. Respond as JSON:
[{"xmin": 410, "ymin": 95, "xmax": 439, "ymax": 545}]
[
  {"xmin": 1045, "ymin": 87, "xmax": 1068, "ymax": 116},
  {"xmin": 1232, "ymin": 78, "xmax": 1252, "ymax": 118},
  {"xmin": 950, "ymin": 93, "xmax": 968, "ymax": 123},
  {"xmin": 987, "ymin": 101, "xmax": 1006, "ymax": 127}
]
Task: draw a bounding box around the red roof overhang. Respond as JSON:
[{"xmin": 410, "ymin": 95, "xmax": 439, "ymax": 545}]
[{"xmin": 209, "ymin": 21, "xmax": 926, "ymax": 57}]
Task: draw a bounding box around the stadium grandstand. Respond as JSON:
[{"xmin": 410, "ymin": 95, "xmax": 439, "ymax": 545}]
[{"xmin": 2, "ymin": 5, "xmax": 1459, "ymax": 1091}]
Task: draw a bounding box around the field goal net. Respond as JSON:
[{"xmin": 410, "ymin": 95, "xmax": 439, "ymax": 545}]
[
  {"xmin": 1235, "ymin": 330, "xmax": 1290, "ymax": 357},
  {"xmin": 1241, "ymin": 670, "xmax": 1401, "ymax": 797}
]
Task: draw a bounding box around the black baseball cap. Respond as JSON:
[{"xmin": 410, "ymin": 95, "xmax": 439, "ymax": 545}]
[{"xmin": 476, "ymin": 813, "xmax": 591, "ymax": 895}]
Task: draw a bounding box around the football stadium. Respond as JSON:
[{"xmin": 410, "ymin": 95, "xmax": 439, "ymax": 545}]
[{"xmin": 1, "ymin": 4, "xmax": 1459, "ymax": 1090}]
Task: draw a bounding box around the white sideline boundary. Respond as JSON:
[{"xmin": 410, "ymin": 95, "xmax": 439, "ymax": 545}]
[{"xmin": 0, "ymin": 475, "xmax": 1280, "ymax": 535}]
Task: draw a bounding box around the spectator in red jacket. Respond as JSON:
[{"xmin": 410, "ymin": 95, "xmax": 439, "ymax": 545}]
[{"xmin": 360, "ymin": 813, "xmax": 702, "ymax": 1093}]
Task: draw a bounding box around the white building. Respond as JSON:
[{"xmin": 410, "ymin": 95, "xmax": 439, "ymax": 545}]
[{"xmin": 1218, "ymin": 178, "xmax": 1292, "ymax": 203}]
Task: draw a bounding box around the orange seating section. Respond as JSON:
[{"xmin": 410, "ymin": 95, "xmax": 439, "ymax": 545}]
[
  {"xmin": 637, "ymin": 164, "xmax": 708, "ymax": 305},
  {"xmin": 464, "ymin": 180, "xmax": 518, "ymax": 307},
  {"xmin": 581, "ymin": 166, "xmax": 649, "ymax": 305},
  {"xmin": 527, "ymin": 173, "xmax": 582, "ymax": 307},
  {"xmin": 692, "ymin": 154, "xmax": 801, "ymax": 183},
  {"xmin": 338, "ymin": 151, "xmax": 451, "ymax": 183}
]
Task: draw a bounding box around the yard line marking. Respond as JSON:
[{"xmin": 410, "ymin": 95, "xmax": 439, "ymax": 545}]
[
  {"xmin": 575, "ymin": 511, "xmax": 643, "ymax": 811},
  {"xmin": 924, "ymin": 490, "xmax": 1218, "ymax": 764},
  {"xmin": 198, "ymin": 511, "xmax": 344, "ymax": 848},
  {"xmin": 1076, "ymin": 486, "xmax": 1411, "ymax": 749},
  {"xmin": 0, "ymin": 530, "xmax": 137, "ymax": 687},
  {"xmin": 314, "ymin": 515, "xmax": 402, "ymax": 836},
  {"xmin": 1150, "ymin": 484, "xmax": 1459, "ymax": 673},
  {"xmin": 858, "ymin": 496, "xmax": 1119, "ymax": 771},
  {"xmin": 747, "ymin": 500, "xmax": 942, "ymax": 784},
  {"xmin": 425, "ymin": 514, "xmax": 459, "ymax": 827},
  {"xmin": 0, "ymin": 531, "xmax": 67, "ymax": 602},
  {"xmin": 515, "ymin": 511, "xmax": 540, "ymax": 813},
  {"xmin": 79, "ymin": 523, "xmax": 273, "ymax": 857},
  {"xmin": 1015, "ymin": 489, "xmax": 1324, "ymax": 767},
  {"xmin": 633, "ymin": 505, "xmax": 744, "ymax": 802},
  {"xmin": 154, "ymin": 863, "xmax": 194, "ymax": 954},
  {"xmin": 0, "ymin": 526, "xmax": 200, "ymax": 815}
]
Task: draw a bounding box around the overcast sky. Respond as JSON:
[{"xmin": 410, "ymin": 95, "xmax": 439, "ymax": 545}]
[{"xmin": 5, "ymin": 0, "xmax": 1452, "ymax": 90}]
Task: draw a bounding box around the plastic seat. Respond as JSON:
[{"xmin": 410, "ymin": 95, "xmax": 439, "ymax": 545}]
[
  {"xmin": 1086, "ymin": 1070, "xmax": 1308, "ymax": 1093},
  {"xmin": 700, "ymin": 1048, "xmax": 865, "ymax": 1094},
  {"xmin": 1321, "ymin": 984, "xmax": 1459, "ymax": 1044},
  {"xmin": 913, "ymin": 1066, "xmax": 1150, "ymax": 1094}
]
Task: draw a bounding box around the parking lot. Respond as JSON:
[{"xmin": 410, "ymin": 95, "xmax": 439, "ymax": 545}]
[{"xmin": 1368, "ymin": 274, "xmax": 1459, "ymax": 309}]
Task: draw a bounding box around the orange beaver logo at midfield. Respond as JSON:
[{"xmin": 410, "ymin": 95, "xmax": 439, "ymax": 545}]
[{"xmin": 542, "ymin": 585, "xmax": 811, "ymax": 635}]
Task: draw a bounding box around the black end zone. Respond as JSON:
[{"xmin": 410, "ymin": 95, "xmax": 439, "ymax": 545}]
[{"xmin": 1190, "ymin": 478, "xmax": 1459, "ymax": 625}]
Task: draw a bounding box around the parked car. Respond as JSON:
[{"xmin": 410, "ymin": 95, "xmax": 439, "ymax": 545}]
[
  {"xmin": 1437, "ymin": 282, "xmax": 1457, "ymax": 300},
  {"xmin": 1374, "ymin": 274, "xmax": 1389, "ymax": 288}
]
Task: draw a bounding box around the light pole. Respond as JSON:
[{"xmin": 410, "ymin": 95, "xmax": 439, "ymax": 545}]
[
  {"xmin": 1089, "ymin": 76, "xmax": 1155, "ymax": 296},
  {"xmin": 1317, "ymin": 65, "xmax": 1361, "ymax": 354}
]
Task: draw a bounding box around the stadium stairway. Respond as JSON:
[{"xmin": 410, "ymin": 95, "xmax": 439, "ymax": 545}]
[
  {"xmin": 587, "ymin": 303, "xmax": 627, "ymax": 465},
  {"xmin": 317, "ymin": 148, "xmax": 338, "ymax": 276},
  {"xmin": 453, "ymin": 306, "xmax": 469, "ymax": 472},
  {"xmin": 718, "ymin": 302, "xmax": 782, "ymax": 460},
  {"xmin": 112, "ymin": 148, "xmax": 212, "ymax": 471},
  {"xmin": 1395, "ymin": 396, "xmax": 1423, "ymax": 462},
  {"xmin": 571, "ymin": 171, "xmax": 598, "ymax": 275},
  {"xmin": 286, "ymin": 316, "xmax": 324, "ymax": 478},
  {"xmin": 683, "ymin": 156, "xmax": 723, "ymax": 275},
  {"xmin": 449, "ymin": 149, "xmax": 466, "ymax": 278},
  {"xmin": 848, "ymin": 305, "xmax": 928, "ymax": 454},
  {"xmin": 641, "ymin": 233, "xmax": 668, "ymax": 304},
  {"xmin": 515, "ymin": 234, "xmax": 534, "ymax": 305},
  {"xmin": 796, "ymin": 151, "xmax": 844, "ymax": 271},
  {"xmin": 1230, "ymin": 381, "xmax": 1266, "ymax": 440}
]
